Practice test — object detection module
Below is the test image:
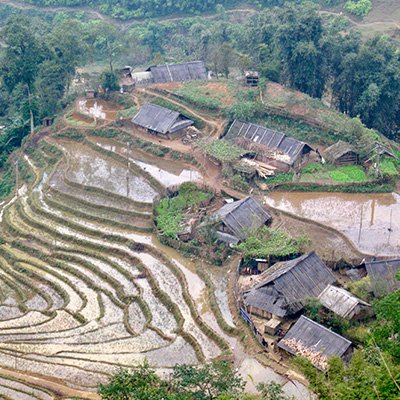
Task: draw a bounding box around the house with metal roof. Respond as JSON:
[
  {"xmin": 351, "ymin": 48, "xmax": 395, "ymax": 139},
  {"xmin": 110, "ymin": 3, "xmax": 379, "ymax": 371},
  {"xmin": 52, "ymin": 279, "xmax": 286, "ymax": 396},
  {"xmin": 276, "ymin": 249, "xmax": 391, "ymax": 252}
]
[
  {"xmin": 132, "ymin": 103, "xmax": 194, "ymax": 136},
  {"xmin": 278, "ymin": 316, "xmax": 353, "ymax": 370},
  {"xmin": 224, "ymin": 120, "xmax": 313, "ymax": 170},
  {"xmin": 365, "ymin": 258, "xmax": 400, "ymax": 297},
  {"xmin": 210, "ymin": 196, "xmax": 272, "ymax": 245},
  {"xmin": 324, "ymin": 141, "xmax": 359, "ymax": 166},
  {"xmin": 243, "ymin": 252, "xmax": 336, "ymax": 319},
  {"xmin": 318, "ymin": 284, "xmax": 371, "ymax": 320},
  {"xmin": 146, "ymin": 61, "xmax": 207, "ymax": 83}
]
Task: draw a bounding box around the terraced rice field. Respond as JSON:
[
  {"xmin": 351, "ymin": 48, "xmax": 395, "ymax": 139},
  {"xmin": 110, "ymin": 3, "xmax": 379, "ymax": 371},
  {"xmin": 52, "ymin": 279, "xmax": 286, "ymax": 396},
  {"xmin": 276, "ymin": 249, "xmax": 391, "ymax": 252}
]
[{"xmin": 0, "ymin": 134, "xmax": 227, "ymax": 398}]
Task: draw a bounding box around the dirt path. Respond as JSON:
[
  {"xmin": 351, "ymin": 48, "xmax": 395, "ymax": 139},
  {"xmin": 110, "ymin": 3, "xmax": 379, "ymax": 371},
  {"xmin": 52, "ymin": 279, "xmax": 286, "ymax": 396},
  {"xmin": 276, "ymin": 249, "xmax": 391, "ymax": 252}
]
[
  {"xmin": 0, "ymin": 0, "xmax": 257, "ymax": 30},
  {"xmin": 0, "ymin": 367, "xmax": 99, "ymax": 399},
  {"xmin": 320, "ymin": 9, "xmax": 400, "ymax": 28}
]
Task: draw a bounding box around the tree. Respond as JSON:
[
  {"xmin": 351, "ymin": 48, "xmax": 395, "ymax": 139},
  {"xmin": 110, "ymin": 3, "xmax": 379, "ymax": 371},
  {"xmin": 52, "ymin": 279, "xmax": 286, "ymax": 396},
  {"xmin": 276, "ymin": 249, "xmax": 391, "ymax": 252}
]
[
  {"xmin": 257, "ymin": 382, "xmax": 294, "ymax": 400},
  {"xmin": 372, "ymin": 290, "xmax": 400, "ymax": 362},
  {"xmin": 98, "ymin": 362, "xmax": 187, "ymax": 400},
  {"xmin": 100, "ymin": 71, "xmax": 120, "ymax": 92},
  {"xmin": 172, "ymin": 362, "xmax": 244, "ymax": 400},
  {"xmin": 275, "ymin": 4, "xmax": 327, "ymax": 98}
]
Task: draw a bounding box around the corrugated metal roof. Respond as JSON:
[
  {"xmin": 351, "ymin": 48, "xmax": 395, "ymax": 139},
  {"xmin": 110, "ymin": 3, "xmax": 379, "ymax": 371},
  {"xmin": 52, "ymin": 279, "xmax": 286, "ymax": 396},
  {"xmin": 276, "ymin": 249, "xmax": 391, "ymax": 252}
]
[
  {"xmin": 365, "ymin": 258, "xmax": 400, "ymax": 296},
  {"xmin": 278, "ymin": 316, "xmax": 352, "ymax": 362},
  {"xmin": 244, "ymin": 252, "xmax": 336, "ymax": 317},
  {"xmin": 132, "ymin": 103, "xmax": 193, "ymax": 134},
  {"xmin": 147, "ymin": 61, "xmax": 207, "ymax": 83},
  {"xmin": 213, "ymin": 196, "xmax": 272, "ymax": 241},
  {"xmin": 224, "ymin": 120, "xmax": 313, "ymax": 166},
  {"xmin": 318, "ymin": 285, "xmax": 370, "ymax": 319}
]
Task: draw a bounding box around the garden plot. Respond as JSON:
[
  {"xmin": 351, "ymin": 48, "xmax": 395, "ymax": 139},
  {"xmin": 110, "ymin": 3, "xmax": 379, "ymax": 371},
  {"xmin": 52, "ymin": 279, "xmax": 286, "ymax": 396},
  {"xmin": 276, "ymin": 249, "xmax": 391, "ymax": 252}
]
[{"xmin": 63, "ymin": 143, "xmax": 158, "ymax": 203}]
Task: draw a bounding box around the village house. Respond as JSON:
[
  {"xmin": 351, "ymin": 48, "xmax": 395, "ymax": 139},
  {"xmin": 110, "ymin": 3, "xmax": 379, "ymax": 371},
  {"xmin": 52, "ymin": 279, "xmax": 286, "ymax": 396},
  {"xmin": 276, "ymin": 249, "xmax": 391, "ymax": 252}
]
[
  {"xmin": 243, "ymin": 252, "xmax": 336, "ymax": 320},
  {"xmin": 130, "ymin": 61, "xmax": 208, "ymax": 85},
  {"xmin": 318, "ymin": 284, "xmax": 371, "ymax": 320},
  {"xmin": 209, "ymin": 196, "xmax": 272, "ymax": 245},
  {"xmin": 224, "ymin": 120, "xmax": 313, "ymax": 171},
  {"xmin": 132, "ymin": 103, "xmax": 194, "ymax": 137},
  {"xmin": 365, "ymin": 258, "xmax": 400, "ymax": 296},
  {"xmin": 278, "ymin": 315, "xmax": 353, "ymax": 370},
  {"xmin": 324, "ymin": 140, "xmax": 359, "ymax": 165}
]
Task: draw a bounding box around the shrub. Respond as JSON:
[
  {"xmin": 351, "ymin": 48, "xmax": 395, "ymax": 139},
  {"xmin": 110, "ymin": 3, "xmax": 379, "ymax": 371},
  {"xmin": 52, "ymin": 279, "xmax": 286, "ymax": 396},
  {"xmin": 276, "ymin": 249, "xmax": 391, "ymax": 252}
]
[{"xmin": 344, "ymin": 0, "xmax": 372, "ymax": 17}]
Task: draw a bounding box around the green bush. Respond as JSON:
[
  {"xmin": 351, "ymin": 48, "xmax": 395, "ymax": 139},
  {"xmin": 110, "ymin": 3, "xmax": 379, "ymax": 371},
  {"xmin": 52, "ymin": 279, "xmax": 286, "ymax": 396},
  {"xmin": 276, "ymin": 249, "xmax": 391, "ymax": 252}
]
[
  {"xmin": 380, "ymin": 158, "xmax": 398, "ymax": 177},
  {"xmin": 329, "ymin": 165, "xmax": 367, "ymax": 182},
  {"xmin": 344, "ymin": 0, "xmax": 372, "ymax": 17},
  {"xmin": 198, "ymin": 140, "xmax": 244, "ymax": 163}
]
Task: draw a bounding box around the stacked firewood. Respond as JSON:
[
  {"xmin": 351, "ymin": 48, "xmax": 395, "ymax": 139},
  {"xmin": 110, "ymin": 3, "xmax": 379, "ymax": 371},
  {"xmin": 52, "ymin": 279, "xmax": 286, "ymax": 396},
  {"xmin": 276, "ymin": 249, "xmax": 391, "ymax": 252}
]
[{"xmin": 281, "ymin": 338, "xmax": 328, "ymax": 369}]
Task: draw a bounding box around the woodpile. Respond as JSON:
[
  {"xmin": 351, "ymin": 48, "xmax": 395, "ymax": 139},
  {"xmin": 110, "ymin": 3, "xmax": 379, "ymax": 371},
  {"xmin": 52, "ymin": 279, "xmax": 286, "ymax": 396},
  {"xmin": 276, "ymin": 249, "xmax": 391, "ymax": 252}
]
[
  {"xmin": 240, "ymin": 158, "xmax": 277, "ymax": 178},
  {"xmin": 281, "ymin": 338, "xmax": 328, "ymax": 369}
]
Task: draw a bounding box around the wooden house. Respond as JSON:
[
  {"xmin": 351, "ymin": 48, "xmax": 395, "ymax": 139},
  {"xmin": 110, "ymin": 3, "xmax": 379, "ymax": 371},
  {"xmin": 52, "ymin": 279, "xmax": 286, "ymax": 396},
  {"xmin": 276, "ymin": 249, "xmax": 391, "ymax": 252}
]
[
  {"xmin": 132, "ymin": 103, "xmax": 194, "ymax": 137},
  {"xmin": 224, "ymin": 120, "xmax": 313, "ymax": 171},
  {"xmin": 278, "ymin": 316, "xmax": 353, "ymax": 370},
  {"xmin": 318, "ymin": 284, "xmax": 371, "ymax": 320},
  {"xmin": 146, "ymin": 61, "xmax": 207, "ymax": 83},
  {"xmin": 210, "ymin": 196, "xmax": 272, "ymax": 245},
  {"xmin": 243, "ymin": 252, "xmax": 336, "ymax": 319},
  {"xmin": 324, "ymin": 141, "xmax": 359, "ymax": 165},
  {"xmin": 244, "ymin": 71, "xmax": 259, "ymax": 87},
  {"xmin": 365, "ymin": 258, "xmax": 400, "ymax": 297}
]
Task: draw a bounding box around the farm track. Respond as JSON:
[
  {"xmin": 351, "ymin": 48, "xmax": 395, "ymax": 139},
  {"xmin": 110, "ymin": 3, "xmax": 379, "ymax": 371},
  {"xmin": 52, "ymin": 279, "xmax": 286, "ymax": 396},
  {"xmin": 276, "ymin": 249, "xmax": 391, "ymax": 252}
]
[{"xmin": 0, "ymin": 139, "xmax": 230, "ymax": 397}]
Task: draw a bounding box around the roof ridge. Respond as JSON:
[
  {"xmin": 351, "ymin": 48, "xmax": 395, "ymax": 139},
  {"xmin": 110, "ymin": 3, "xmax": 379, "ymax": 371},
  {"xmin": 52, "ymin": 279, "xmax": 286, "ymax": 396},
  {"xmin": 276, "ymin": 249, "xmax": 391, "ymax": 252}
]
[{"xmin": 299, "ymin": 315, "xmax": 352, "ymax": 344}]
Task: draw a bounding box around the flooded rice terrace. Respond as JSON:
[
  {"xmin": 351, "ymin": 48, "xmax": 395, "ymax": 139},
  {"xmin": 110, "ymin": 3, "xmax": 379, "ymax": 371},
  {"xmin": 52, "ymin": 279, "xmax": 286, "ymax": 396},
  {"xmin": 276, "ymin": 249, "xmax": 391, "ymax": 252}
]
[
  {"xmin": 265, "ymin": 192, "xmax": 400, "ymax": 257},
  {"xmin": 60, "ymin": 141, "xmax": 158, "ymax": 202},
  {"xmin": 92, "ymin": 137, "xmax": 203, "ymax": 187}
]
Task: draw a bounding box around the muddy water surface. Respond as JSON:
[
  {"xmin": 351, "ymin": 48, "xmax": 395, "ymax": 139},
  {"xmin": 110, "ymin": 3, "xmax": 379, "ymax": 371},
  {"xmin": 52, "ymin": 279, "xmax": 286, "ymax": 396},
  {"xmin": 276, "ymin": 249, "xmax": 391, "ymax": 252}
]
[
  {"xmin": 91, "ymin": 137, "xmax": 203, "ymax": 187},
  {"xmin": 265, "ymin": 192, "xmax": 400, "ymax": 257},
  {"xmin": 59, "ymin": 141, "xmax": 158, "ymax": 203}
]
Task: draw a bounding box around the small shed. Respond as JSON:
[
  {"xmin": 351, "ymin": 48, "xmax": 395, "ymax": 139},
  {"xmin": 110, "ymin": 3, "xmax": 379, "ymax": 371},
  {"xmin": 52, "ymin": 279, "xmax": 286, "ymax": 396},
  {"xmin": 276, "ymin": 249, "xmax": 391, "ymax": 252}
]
[
  {"xmin": 211, "ymin": 196, "xmax": 272, "ymax": 245},
  {"xmin": 147, "ymin": 61, "xmax": 207, "ymax": 83},
  {"xmin": 243, "ymin": 252, "xmax": 336, "ymax": 319},
  {"xmin": 324, "ymin": 141, "xmax": 359, "ymax": 165},
  {"xmin": 365, "ymin": 258, "xmax": 400, "ymax": 297},
  {"xmin": 85, "ymin": 89, "xmax": 96, "ymax": 99},
  {"xmin": 42, "ymin": 117, "xmax": 54, "ymax": 127},
  {"xmin": 224, "ymin": 120, "xmax": 313, "ymax": 170},
  {"xmin": 244, "ymin": 71, "xmax": 259, "ymax": 87},
  {"xmin": 132, "ymin": 103, "xmax": 194, "ymax": 137},
  {"xmin": 278, "ymin": 316, "xmax": 353, "ymax": 370},
  {"xmin": 318, "ymin": 285, "xmax": 371, "ymax": 320}
]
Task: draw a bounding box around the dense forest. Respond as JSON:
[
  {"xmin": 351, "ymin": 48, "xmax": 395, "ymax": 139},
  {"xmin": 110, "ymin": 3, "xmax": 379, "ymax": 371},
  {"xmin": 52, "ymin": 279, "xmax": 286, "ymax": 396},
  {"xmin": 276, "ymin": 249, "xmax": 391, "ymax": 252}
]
[{"xmin": 15, "ymin": 0, "xmax": 359, "ymax": 19}]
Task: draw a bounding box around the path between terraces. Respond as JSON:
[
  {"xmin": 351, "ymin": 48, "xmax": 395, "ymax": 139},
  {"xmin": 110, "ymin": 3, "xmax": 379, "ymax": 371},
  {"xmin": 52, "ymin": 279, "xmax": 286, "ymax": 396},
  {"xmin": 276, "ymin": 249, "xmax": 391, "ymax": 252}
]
[{"xmin": 0, "ymin": 367, "xmax": 100, "ymax": 399}]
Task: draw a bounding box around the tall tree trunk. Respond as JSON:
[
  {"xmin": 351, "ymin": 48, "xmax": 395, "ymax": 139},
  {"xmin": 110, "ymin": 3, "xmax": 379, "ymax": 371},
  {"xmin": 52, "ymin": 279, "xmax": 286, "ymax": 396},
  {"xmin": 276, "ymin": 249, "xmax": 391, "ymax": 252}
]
[{"xmin": 26, "ymin": 84, "xmax": 35, "ymax": 134}]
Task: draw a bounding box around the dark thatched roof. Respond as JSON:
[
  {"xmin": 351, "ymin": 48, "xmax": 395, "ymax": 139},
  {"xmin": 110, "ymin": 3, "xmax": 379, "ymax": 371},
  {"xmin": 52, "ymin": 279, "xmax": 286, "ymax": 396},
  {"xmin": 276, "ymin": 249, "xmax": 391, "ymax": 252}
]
[
  {"xmin": 324, "ymin": 140, "xmax": 358, "ymax": 162},
  {"xmin": 132, "ymin": 103, "xmax": 193, "ymax": 134},
  {"xmin": 147, "ymin": 61, "xmax": 207, "ymax": 83},
  {"xmin": 244, "ymin": 252, "xmax": 336, "ymax": 317},
  {"xmin": 224, "ymin": 120, "xmax": 313, "ymax": 166},
  {"xmin": 365, "ymin": 258, "xmax": 400, "ymax": 296},
  {"xmin": 278, "ymin": 316, "xmax": 352, "ymax": 364},
  {"xmin": 213, "ymin": 197, "xmax": 272, "ymax": 242}
]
